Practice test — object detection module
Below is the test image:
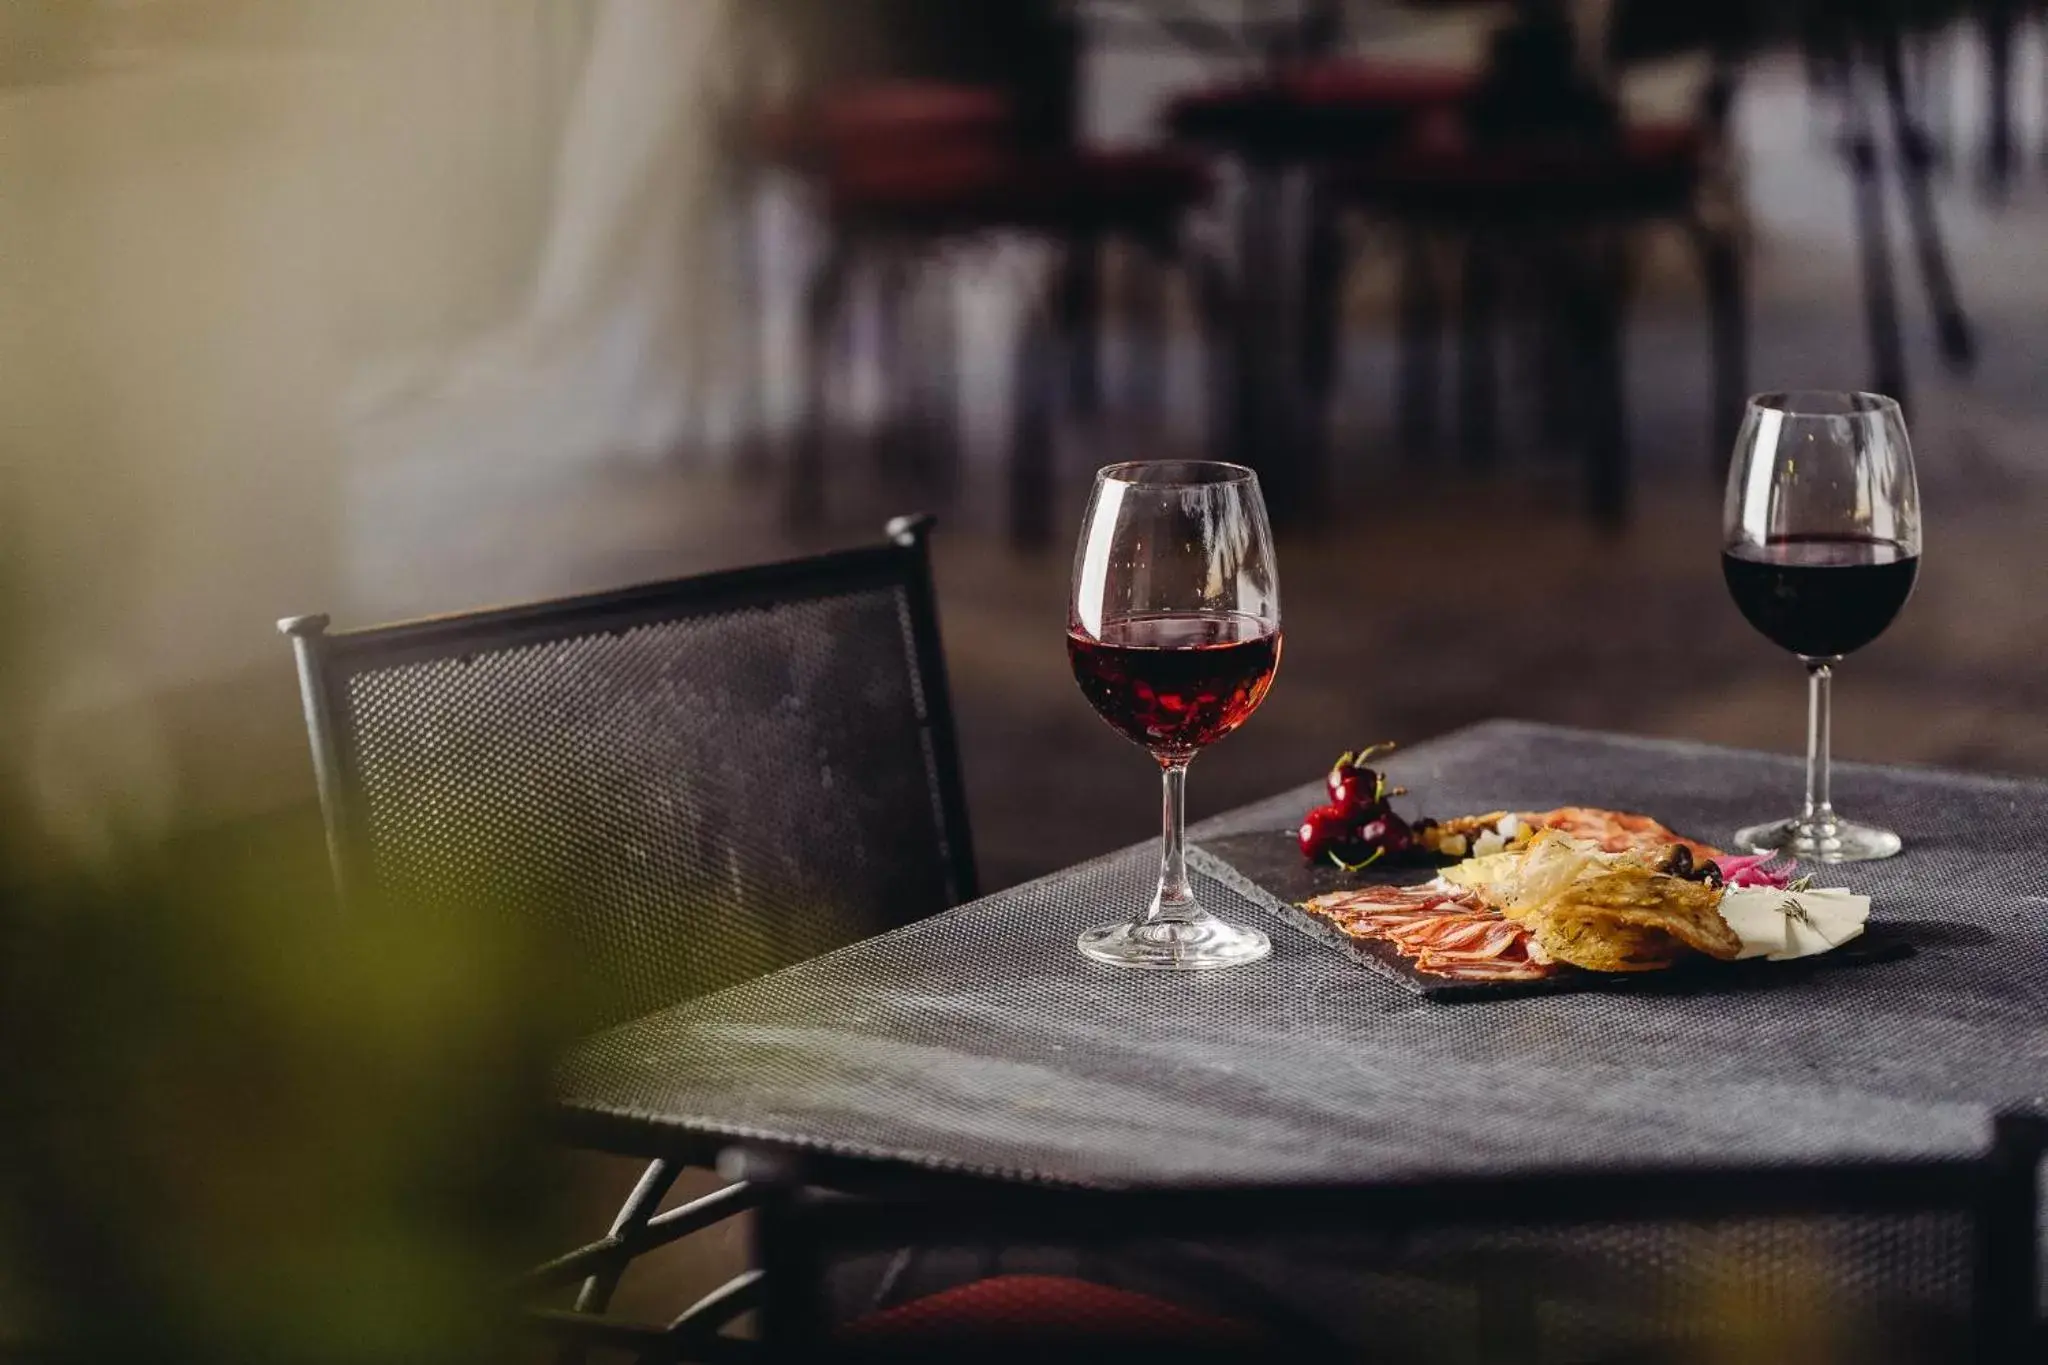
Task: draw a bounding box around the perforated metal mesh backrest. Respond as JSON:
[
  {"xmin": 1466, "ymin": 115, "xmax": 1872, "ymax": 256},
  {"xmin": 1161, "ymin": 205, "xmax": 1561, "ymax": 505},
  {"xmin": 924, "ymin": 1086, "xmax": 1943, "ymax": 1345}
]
[{"xmin": 284, "ymin": 528, "xmax": 973, "ymax": 1032}]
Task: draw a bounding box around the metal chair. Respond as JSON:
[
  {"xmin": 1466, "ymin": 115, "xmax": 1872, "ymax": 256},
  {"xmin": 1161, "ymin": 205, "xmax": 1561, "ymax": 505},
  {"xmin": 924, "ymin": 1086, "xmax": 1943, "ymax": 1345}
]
[
  {"xmin": 786, "ymin": 125, "xmax": 1219, "ymax": 546},
  {"xmin": 747, "ymin": 1112, "xmax": 2048, "ymax": 1364},
  {"xmin": 280, "ymin": 515, "xmax": 975, "ymax": 1363}
]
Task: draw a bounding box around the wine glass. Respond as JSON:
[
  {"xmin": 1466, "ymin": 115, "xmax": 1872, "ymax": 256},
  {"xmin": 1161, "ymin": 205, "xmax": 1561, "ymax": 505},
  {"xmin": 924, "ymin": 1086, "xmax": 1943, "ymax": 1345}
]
[
  {"xmin": 1068, "ymin": 461, "xmax": 1283, "ymax": 969},
  {"xmin": 1722, "ymin": 391, "xmax": 1921, "ymax": 862}
]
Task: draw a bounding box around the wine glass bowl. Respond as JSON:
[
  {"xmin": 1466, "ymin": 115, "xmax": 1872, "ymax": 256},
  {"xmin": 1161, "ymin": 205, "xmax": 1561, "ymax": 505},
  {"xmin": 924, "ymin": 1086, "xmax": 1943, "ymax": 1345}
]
[
  {"xmin": 1067, "ymin": 615, "xmax": 1281, "ymax": 758},
  {"xmin": 1068, "ymin": 461, "xmax": 1282, "ymax": 970},
  {"xmin": 1721, "ymin": 392, "xmax": 1921, "ymax": 862}
]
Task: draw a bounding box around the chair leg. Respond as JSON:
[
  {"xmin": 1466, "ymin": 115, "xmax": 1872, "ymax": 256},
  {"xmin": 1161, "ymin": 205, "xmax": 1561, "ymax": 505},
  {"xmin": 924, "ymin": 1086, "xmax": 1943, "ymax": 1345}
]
[
  {"xmin": 728, "ymin": 167, "xmax": 774, "ymax": 478},
  {"xmin": 1396, "ymin": 227, "xmax": 1443, "ymax": 459},
  {"xmin": 1570, "ymin": 232, "xmax": 1630, "ymax": 528},
  {"xmin": 1228, "ymin": 173, "xmax": 1275, "ymax": 478},
  {"xmin": 1228, "ymin": 161, "xmax": 1315, "ymax": 525},
  {"xmin": 1525, "ymin": 234, "xmax": 1577, "ymax": 453},
  {"xmin": 1009, "ymin": 261, "xmax": 1061, "ymax": 550},
  {"xmin": 1300, "ymin": 182, "xmax": 1345, "ymax": 407},
  {"xmin": 1123, "ymin": 239, "xmax": 1171, "ymax": 427},
  {"xmin": 1457, "ymin": 232, "xmax": 1501, "ymax": 467},
  {"xmin": 1982, "ymin": 0, "xmax": 2018, "ymax": 188},
  {"xmin": 1879, "ymin": 30, "xmax": 1974, "ymax": 374},
  {"xmin": 1188, "ymin": 238, "xmax": 1238, "ymax": 464},
  {"xmin": 868, "ymin": 250, "xmax": 917, "ymax": 473},
  {"xmin": 908, "ymin": 258, "xmax": 961, "ymax": 498},
  {"xmin": 1692, "ymin": 219, "xmax": 1747, "ymax": 479},
  {"xmin": 1274, "ymin": 174, "xmax": 1332, "ymax": 524},
  {"xmin": 1910, "ymin": 26, "xmax": 1953, "ymax": 172},
  {"xmin": 789, "ymin": 237, "xmax": 855, "ymax": 527},
  {"xmin": 1844, "ymin": 79, "xmax": 1908, "ymax": 406},
  {"xmin": 557, "ymin": 1159, "xmax": 682, "ymax": 1365},
  {"xmin": 1058, "ymin": 234, "xmax": 1102, "ymax": 417}
]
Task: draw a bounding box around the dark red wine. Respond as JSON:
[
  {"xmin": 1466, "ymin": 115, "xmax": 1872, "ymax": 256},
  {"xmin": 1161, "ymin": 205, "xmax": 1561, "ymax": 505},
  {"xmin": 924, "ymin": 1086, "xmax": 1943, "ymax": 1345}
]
[
  {"xmin": 1068, "ymin": 613, "xmax": 1282, "ymax": 756},
  {"xmin": 1722, "ymin": 534, "xmax": 1918, "ymax": 659}
]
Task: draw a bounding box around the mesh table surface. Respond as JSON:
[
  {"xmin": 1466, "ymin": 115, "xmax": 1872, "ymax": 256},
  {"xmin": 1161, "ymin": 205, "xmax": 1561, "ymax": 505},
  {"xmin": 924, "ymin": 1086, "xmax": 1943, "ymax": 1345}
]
[{"xmin": 554, "ymin": 721, "xmax": 2048, "ymax": 1187}]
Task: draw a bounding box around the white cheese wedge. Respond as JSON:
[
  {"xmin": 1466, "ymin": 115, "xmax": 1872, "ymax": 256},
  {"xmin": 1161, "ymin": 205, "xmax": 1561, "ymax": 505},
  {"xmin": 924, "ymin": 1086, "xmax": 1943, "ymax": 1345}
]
[{"xmin": 1716, "ymin": 887, "xmax": 1871, "ymax": 962}]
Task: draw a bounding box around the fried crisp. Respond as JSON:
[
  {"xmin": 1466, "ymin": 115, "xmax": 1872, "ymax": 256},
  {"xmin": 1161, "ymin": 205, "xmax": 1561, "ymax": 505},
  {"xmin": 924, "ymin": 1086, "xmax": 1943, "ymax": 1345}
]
[
  {"xmin": 1461, "ymin": 830, "xmax": 1741, "ymax": 973},
  {"xmin": 1439, "ymin": 849, "xmax": 1522, "ymax": 891}
]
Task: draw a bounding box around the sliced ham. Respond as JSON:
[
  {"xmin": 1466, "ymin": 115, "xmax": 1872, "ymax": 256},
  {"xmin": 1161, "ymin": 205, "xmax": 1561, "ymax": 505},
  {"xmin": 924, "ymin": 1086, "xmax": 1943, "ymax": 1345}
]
[
  {"xmin": 1391, "ymin": 915, "xmax": 1513, "ymax": 954},
  {"xmin": 1301, "ymin": 878, "xmax": 1560, "ymax": 983},
  {"xmin": 1412, "ymin": 955, "xmax": 1555, "ymax": 982}
]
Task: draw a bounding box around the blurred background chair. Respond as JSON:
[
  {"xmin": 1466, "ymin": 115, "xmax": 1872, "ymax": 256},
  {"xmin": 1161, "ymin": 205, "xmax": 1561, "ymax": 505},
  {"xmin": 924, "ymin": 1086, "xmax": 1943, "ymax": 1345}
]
[
  {"xmin": 749, "ymin": 7, "xmax": 1219, "ymax": 544},
  {"xmin": 280, "ymin": 515, "xmax": 974, "ymax": 1359},
  {"xmin": 749, "ymin": 1112, "xmax": 2048, "ymax": 1363},
  {"xmin": 1274, "ymin": 2, "xmax": 1738, "ymax": 525},
  {"xmin": 787, "ymin": 132, "xmax": 1215, "ymax": 545},
  {"xmin": 1166, "ymin": 52, "xmax": 1477, "ymax": 523},
  {"xmin": 1798, "ymin": 3, "xmax": 1977, "ymax": 410}
]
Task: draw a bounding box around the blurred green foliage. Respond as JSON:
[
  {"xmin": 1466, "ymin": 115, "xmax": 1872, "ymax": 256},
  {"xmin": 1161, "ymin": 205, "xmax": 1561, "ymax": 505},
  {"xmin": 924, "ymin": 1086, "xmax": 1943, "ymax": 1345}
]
[{"xmin": 0, "ymin": 774, "xmax": 575, "ymax": 1362}]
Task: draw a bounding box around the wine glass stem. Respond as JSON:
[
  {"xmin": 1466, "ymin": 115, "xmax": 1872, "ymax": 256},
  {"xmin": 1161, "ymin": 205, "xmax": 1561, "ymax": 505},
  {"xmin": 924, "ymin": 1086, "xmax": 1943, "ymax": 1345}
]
[
  {"xmin": 1145, "ymin": 759, "xmax": 1198, "ymax": 926},
  {"xmin": 1802, "ymin": 660, "xmax": 1836, "ymax": 827}
]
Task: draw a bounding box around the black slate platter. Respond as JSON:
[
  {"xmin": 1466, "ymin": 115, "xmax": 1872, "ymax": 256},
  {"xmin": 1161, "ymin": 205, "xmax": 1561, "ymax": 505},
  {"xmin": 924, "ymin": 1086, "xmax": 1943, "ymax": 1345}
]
[{"xmin": 1190, "ymin": 828, "xmax": 1914, "ymax": 1002}]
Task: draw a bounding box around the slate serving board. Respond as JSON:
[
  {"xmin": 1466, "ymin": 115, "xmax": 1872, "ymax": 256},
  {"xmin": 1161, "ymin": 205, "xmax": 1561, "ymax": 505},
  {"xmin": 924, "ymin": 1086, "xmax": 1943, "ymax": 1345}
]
[{"xmin": 1191, "ymin": 828, "xmax": 1914, "ymax": 1003}]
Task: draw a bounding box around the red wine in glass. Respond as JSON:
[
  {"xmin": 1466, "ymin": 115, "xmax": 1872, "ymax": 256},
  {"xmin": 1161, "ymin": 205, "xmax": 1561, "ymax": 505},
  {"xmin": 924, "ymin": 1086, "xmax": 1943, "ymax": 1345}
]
[
  {"xmin": 1721, "ymin": 390, "xmax": 1921, "ymax": 863},
  {"xmin": 1722, "ymin": 534, "xmax": 1919, "ymax": 659},
  {"xmin": 1069, "ymin": 460, "xmax": 1281, "ymax": 970},
  {"xmin": 1067, "ymin": 613, "xmax": 1283, "ymax": 759}
]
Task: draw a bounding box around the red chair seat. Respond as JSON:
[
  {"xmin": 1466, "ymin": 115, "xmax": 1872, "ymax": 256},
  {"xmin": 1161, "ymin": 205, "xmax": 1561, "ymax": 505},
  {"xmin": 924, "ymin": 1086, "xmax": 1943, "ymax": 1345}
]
[
  {"xmin": 1280, "ymin": 60, "xmax": 1479, "ymax": 111},
  {"xmin": 830, "ymin": 147, "xmax": 1212, "ymax": 234},
  {"xmin": 1169, "ymin": 61, "xmax": 1476, "ymax": 155},
  {"xmin": 841, "ymin": 1273, "xmax": 1261, "ymax": 1347},
  {"xmin": 1331, "ymin": 121, "xmax": 1705, "ymax": 220},
  {"xmin": 760, "ymin": 82, "xmax": 1016, "ymax": 171}
]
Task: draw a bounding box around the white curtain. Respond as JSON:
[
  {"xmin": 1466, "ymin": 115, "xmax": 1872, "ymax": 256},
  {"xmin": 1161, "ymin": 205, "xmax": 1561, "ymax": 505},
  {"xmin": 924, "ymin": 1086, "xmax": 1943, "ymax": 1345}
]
[{"xmin": 348, "ymin": 0, "xmax": 742, "ymax": 472}]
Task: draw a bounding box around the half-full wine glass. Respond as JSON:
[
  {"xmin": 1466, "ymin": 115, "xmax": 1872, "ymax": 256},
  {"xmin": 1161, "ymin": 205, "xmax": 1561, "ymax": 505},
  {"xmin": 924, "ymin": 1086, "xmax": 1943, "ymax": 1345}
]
[
  {"xmin": 1068, "ymin": 461, "xmax": 1282, "ymax": 969},
  {"xmin": 1722, "ymin": 391, "xmax": 1921, "ymax": 862}
]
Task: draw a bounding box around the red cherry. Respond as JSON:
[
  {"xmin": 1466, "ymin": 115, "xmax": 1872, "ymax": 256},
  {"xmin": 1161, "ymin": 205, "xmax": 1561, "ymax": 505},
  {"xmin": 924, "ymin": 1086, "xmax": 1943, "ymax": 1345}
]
[
  {"xmin": 1297, "ymin": 803, "xmax": 1353, "ymax": 860},
  {"xmin": 1326, "ymin": 763, "xmax": 1380, "ymax": 813},
  {"xmin": 1325, "ymin": 744, "xmax": 1396, "ymax": 813},
  {"xmin": 1354, "ymin": 811, "xmax": 1414, "ymax": 857}
]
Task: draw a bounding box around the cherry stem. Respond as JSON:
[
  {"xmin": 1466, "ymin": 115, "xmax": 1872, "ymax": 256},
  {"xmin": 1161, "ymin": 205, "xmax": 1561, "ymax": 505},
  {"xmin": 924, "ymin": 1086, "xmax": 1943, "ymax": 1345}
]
[{"xmin": 1329, "ymin": 846, "xmax": 1385, "ymax": 874}]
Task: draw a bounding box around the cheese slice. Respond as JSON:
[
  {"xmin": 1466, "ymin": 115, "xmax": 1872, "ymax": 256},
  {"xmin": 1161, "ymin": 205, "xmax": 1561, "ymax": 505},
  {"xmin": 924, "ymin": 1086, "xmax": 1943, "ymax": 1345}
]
[{"xmin": 1716, "ymin": 887, "xmax": 1870, "ymax": 962}]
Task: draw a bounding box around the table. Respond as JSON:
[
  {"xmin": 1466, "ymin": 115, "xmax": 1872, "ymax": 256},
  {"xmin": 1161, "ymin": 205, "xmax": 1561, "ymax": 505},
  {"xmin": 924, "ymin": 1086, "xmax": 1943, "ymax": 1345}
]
[{"xmin": 554, "ymin": 720, "xmax": 2048, "ymax": 1188}]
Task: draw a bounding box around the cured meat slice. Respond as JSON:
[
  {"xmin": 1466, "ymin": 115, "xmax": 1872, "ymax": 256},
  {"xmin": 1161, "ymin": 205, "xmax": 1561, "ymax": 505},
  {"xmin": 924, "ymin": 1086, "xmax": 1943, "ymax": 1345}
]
[
  {"xmin": 1301, "ymin": 878, "xmax": 1561, "ymax": 982},
  {"xmin": 1523, "ymin": 808, "xmax": 1721, "ymax": 861},
  {"xmin": 1411, "ymin": 955, "xmax": 1554, "ymax": 982}
]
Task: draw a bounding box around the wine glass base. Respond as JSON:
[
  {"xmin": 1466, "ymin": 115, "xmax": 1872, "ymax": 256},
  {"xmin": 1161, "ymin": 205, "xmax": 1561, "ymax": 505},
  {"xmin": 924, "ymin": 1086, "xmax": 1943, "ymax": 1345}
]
[
  {"xmin": 1077, "ymin": 915, "xmax": 1271, "ymax": 971},
  {"xmin": 1735, "ymin": 815, "xmax": 1902, "ymax": 864}
]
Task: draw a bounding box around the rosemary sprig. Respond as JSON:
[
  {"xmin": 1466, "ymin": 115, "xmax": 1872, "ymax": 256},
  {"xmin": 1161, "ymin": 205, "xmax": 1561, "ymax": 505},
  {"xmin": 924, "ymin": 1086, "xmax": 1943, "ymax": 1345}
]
[{"xmin": 1777, "ymin": 895, "xmax": 1815, "ymax": 929}]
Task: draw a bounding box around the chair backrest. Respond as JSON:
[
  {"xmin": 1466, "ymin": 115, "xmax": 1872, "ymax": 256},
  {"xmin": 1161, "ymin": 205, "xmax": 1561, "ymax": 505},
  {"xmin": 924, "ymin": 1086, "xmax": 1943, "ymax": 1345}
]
[
  {"xmin": 746, "ymin": 1112, "xmax": 2047, "ymax": 1364},
  {"xmin": 280, "ymin": 516, "xmax": 975, "ymax": 1031}
]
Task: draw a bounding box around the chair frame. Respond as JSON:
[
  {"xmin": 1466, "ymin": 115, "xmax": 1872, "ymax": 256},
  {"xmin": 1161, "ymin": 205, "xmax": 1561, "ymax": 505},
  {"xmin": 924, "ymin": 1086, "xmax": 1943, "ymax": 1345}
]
[
  {"xmin": 279, "ymin": 515, "xmax": 976, "ymax": 1365},
  {"xmin": 280, "ymin": 514, "xmax": 976, "ymax": 913},
  {"xmin": 748, "ymin": 1112, "xmax": 2048, "ymax": 1364}
]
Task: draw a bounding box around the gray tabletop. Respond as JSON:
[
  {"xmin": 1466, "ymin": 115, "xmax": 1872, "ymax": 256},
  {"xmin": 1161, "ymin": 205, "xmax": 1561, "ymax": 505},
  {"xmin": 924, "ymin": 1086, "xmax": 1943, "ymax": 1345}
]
[{"xmin": 553, "ymin": 720, "xmax": 2048, "ymax": 1187}]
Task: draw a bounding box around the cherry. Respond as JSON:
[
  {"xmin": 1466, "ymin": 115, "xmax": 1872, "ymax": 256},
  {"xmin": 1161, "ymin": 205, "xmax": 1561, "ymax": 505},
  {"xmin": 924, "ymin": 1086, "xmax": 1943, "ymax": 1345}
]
[
  {"xmin": 1353, "ymin": 811, "xmax": 1414, "ymax": 858},
  {"xmin": 1324, "ymin": 743, "xmax": 1396, "ymax": 814},
  {"xmin": 1326, "ymin": 762, "xmax": 1380, "ymax": 814},
  {"xmin": 1297, "ymin": 803, "xmax": 1354, "ymax": 861}
]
